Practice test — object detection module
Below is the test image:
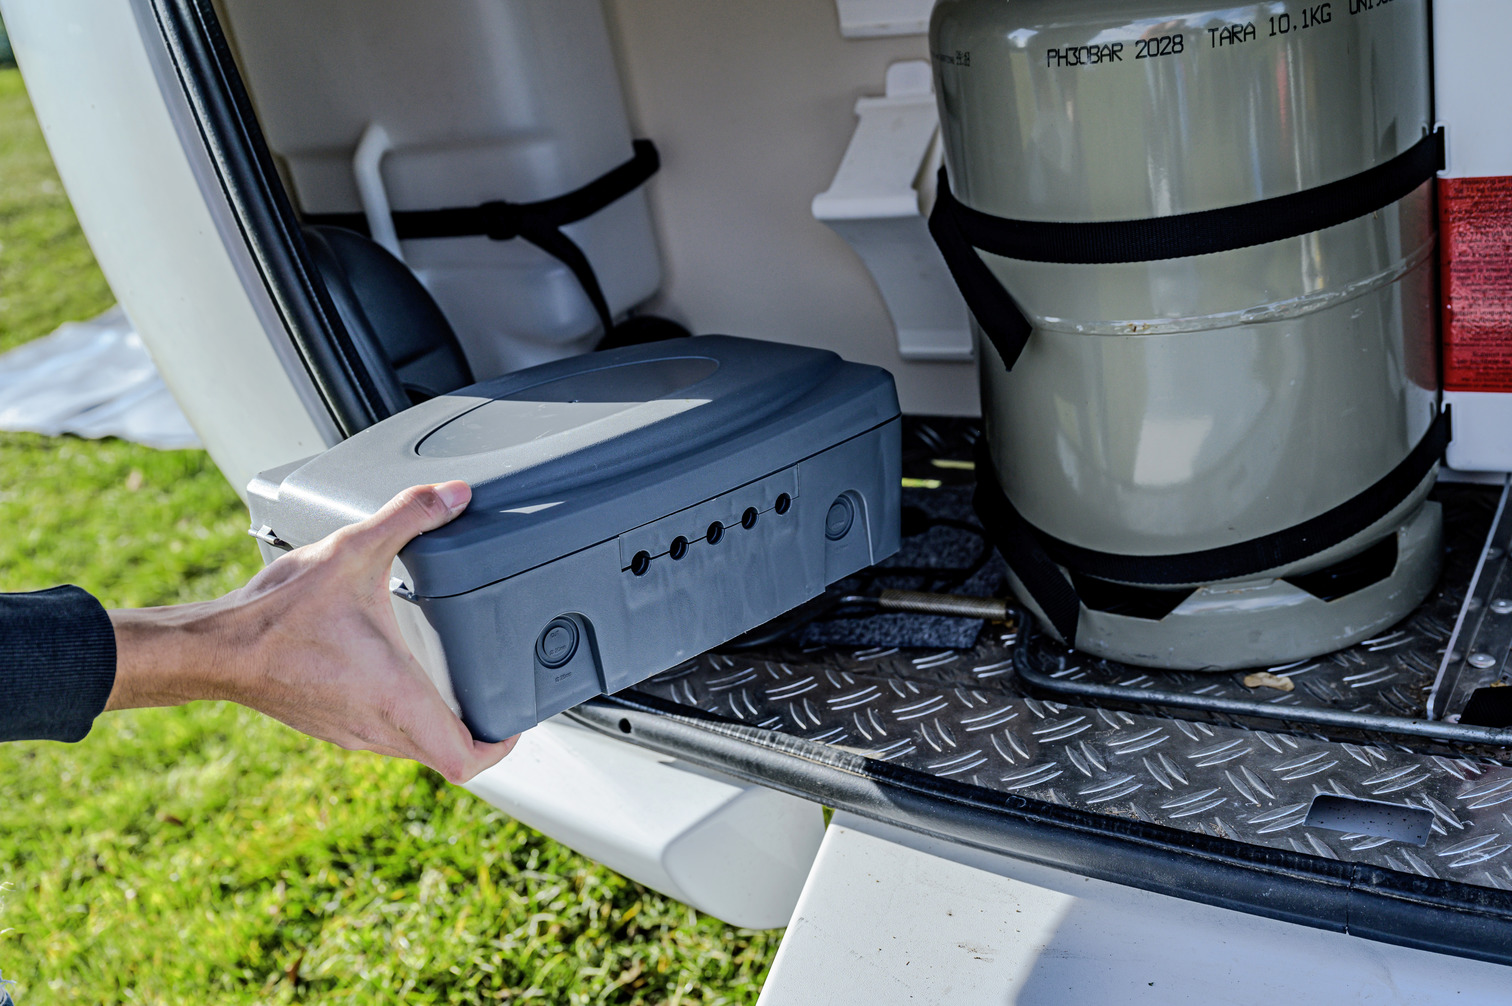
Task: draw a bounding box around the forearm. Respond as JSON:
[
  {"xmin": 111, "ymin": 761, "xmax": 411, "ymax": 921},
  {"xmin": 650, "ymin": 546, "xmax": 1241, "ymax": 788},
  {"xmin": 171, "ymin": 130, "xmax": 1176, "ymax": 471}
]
[
  {"xmin": 105, "ymin": 599, "xmax": 236, "ymax": 711},
  {"xmin": 9, "ymin": 483, "xmax": 514, "ymax": 781}
]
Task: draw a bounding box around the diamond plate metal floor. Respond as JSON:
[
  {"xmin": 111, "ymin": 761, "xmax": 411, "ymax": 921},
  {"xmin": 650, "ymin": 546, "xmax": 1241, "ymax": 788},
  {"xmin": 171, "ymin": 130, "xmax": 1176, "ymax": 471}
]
[
  {"xmin": 635, "ymin": 623, "xmax": 1512, "ymax": 888},
  {"xmin": 628, "ymin": 422, "xmax": 1512, "ymax": 892}
]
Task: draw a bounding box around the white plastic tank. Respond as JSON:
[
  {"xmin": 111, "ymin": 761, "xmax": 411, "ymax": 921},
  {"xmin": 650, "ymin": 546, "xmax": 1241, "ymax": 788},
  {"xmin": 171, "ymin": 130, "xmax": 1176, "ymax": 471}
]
[{"xmin": 217, "ymin": 0, "xmax": 663, "ymax": 377}]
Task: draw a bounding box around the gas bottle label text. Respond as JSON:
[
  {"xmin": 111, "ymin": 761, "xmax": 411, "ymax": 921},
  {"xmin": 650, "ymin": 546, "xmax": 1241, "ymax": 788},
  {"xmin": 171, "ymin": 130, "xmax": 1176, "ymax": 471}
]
[
  {"xmin": 1039, "ymin": 0, "xmax": 1409, "ymax": 71},
  {"xmin": 1134, "ymin": 34, "xmax": 1185, "ymax": 59},
  {"xmin": 1269, "ymin": 4, "xmax": 1334, "ymax": 34},
  {"xmin": 1044, "ymin": 42, "xmax": 1125, "ymax": 67},
  {"xmin": 1210, "ymin": 23, "xmax": 1258, "ymax": 47}
]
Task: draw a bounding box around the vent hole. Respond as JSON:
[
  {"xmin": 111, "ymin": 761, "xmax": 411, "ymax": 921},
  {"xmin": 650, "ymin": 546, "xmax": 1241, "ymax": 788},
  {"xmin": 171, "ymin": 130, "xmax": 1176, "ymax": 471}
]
[
  {"xmin": 1069, "ymin": 572, "xmax": 1193, "ymax": 621},
  {"xmin": 618, "ymin": 718, "xmax": 632, "ymax": 734},
  {"xmin": 1283, "ymin": 536, "xmax": 1398, "ymax": 602}
]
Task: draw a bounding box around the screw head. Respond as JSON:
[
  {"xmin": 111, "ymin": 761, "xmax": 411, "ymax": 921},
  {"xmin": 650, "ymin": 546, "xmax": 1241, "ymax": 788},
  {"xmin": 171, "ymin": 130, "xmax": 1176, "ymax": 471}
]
[
  {"xmin": 1491, "ymin": 598, "xmax": 1512, "ymax": 615},
  {"xmin": 1469, "ymin": 652, "xmax": 1499, "ymax": 670}
]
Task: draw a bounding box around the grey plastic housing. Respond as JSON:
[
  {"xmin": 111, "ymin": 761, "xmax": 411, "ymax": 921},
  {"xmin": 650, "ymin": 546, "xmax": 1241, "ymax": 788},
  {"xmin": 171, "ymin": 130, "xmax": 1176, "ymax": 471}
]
[{"xmin": 247, "ymin": 336, "xmax": 901, "ymax": 741}]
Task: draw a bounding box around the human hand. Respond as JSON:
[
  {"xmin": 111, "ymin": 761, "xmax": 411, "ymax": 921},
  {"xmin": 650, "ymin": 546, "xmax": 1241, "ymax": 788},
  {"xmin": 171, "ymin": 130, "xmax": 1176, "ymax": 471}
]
[{"xmin": 107, "ymin": 482, "xmax": 518, "ymax": 783}]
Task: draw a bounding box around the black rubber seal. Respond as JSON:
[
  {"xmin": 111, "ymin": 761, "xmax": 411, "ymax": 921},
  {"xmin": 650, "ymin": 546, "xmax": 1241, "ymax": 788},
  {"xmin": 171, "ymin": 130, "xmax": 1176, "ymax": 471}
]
[
  {"xmin": 148, "ymin": 0, "xmax": 390, "ymax": 436},
  {"xmin": 570, "ymin": 690, "xmax": 1512, "ymax": 967}
]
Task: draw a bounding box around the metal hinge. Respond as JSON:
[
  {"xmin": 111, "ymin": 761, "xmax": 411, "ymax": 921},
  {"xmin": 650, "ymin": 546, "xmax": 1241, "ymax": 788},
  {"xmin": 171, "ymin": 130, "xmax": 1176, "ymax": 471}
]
[{"xmin": 248, "ymin": 524, "xmax": 293, "ymax": 552}]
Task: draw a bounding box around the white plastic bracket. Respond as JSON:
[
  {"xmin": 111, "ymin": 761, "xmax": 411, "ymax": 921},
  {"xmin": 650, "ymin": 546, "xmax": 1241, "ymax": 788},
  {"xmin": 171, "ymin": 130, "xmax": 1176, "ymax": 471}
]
[
  {"xmin": 813, "ymin": 61, "xmax": 973, "ymax": 362},
  {"xmin": 834, "ymin": 0, "xmax": 934, "ymax": 38},
  {"xmin": 353, "ymin": 122, "xmax": 403, "ymax": 261}
]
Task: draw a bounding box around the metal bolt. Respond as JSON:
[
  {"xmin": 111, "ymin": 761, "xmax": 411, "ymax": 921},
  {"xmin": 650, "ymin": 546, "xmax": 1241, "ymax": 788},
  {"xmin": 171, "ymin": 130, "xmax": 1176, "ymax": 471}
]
[
  {"xmin": 1488, "ymin": 547, "xmax": 1506, "ymax": 561},
  {"xmin": 1492, "ymin": 598, "xmax": 1512, "ymax": 615},
  {"xmin": 1469, "ymin": 652, "xmax": 1499, "ymax": 669}
]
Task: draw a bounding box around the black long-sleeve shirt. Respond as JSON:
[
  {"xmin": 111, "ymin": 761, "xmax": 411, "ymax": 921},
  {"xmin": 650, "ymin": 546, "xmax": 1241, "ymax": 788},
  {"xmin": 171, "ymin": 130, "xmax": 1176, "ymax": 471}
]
[{"xmin": 0, "ymin": 586, "xmax": 116, "ymax": 742}]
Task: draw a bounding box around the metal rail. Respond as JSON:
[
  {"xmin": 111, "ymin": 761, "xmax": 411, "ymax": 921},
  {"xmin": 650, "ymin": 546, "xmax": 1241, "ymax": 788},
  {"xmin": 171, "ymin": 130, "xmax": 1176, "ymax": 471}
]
[{"xmin": 1013, "ymin": 628, "xmax": 1512, "ymax": 748}]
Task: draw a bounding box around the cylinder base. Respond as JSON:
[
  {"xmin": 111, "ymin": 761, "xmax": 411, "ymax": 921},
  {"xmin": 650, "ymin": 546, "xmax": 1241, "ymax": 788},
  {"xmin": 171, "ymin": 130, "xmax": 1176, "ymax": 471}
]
[{"xmin": 1010, "ymin": 501, "xmax": 1443, "ymax": 672}]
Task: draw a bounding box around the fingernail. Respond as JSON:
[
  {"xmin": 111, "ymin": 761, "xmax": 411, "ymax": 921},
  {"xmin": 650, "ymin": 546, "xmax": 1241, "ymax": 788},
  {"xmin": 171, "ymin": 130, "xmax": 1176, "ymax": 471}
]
[{"xmin": 434, "ymin": 482, "xmax": 469, "ymax": 512}]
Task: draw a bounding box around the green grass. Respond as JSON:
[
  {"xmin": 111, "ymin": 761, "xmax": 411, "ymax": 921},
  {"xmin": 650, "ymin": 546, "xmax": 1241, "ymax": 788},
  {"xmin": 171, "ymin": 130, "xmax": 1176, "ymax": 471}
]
[{"xmin": 0, "ymin": 67, "xmax": 778, "ymax": 1003}]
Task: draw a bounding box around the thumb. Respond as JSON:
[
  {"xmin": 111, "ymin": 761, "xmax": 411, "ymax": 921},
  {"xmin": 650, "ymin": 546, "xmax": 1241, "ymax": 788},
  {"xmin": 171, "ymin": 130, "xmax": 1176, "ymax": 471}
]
[{"xmin": 349, "ymin": 481, "xmax": 472, "ymax": 558}]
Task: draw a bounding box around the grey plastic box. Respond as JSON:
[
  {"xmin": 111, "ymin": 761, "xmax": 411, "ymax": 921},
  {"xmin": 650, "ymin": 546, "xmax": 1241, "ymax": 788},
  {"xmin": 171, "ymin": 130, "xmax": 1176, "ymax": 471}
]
[{"xmin": 247, "ymin": 336, "xmax": 901, "ymax": 741}]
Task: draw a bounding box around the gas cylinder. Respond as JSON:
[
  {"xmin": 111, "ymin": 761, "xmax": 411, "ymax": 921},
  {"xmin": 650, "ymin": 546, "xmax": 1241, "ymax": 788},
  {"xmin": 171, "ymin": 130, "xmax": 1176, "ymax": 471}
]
[{"xmin": 930, "ymin": 0, "xmax": 1443, "ymax": 669}]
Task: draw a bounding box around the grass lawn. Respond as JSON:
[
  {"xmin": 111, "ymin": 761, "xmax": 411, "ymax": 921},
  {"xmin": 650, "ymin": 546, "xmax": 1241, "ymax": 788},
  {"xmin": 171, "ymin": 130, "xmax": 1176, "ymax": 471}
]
[{"xmin": 0, "ymin": 67, "xmax": 778, "ymax": 1003}]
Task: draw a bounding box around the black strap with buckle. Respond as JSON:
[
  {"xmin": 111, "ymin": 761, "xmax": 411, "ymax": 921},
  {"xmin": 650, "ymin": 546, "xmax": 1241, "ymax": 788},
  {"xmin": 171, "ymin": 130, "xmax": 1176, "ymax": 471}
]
[
  {"xmin": 931, "ymin": 129, "xmax": 1445, "ymax": 370},
  {"xmin": 307, "ymin": 139, "xmax": 661, "ymax": 338},
  {"xmin": 974, "ymin": 408, "xmax": 1452, "ymax": 646}
]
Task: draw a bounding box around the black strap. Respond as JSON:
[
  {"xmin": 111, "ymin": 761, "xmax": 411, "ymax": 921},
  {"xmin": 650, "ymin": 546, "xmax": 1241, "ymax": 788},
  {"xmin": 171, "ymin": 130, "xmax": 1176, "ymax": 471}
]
[
  {"xmin": 928, "ymin": 186, "xmax": 1034, "ymax": 372},
  {"xmin": 974, "ymin": 408, "xmax": 1452, "ymax": 647},
  {"xmin": 307, "ymin": 139, "xmax": 661, "ymax": 338},
  {"xmin": 972, "ymin": 470, "xmax": 1083, "ymax": 645},
  {"xmin": 932, "ymin": 129, "xmax": 1445, "ymax": 369}
]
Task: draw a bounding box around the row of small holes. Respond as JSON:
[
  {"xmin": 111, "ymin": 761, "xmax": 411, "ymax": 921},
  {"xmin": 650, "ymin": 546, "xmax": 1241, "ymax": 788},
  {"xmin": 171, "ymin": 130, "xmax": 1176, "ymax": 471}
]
[{"xmin": 629, "ymin": 495, "xmax": 792, "ymax": 576}]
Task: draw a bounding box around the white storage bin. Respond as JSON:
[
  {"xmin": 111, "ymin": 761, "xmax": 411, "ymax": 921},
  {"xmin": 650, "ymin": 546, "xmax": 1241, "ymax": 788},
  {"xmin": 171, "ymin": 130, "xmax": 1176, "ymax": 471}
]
[{"xmin": 220, "ymin": 0, "xmax": 663, "ymax": 377}]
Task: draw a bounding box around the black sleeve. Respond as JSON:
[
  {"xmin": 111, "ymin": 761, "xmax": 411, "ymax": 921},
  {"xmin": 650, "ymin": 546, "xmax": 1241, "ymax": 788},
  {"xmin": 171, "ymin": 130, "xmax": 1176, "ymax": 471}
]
[{"xmin": 0, "ymin": 586, "xmax": 118, "ymax": 743}]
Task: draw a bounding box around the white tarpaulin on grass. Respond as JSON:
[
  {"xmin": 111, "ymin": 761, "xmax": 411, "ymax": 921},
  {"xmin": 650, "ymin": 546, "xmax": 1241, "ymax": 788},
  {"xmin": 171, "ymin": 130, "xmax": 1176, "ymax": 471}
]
[{"xmin": 0, "ymin": 306, "xmax": 201, "ymax": 450}]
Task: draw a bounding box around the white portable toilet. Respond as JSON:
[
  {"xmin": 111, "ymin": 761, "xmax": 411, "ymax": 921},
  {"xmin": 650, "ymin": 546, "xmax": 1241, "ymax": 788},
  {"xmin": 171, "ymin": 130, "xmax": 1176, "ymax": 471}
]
[{"xmin": 218, "ymin": 0, "xmax": 664, "ymax": 377}]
